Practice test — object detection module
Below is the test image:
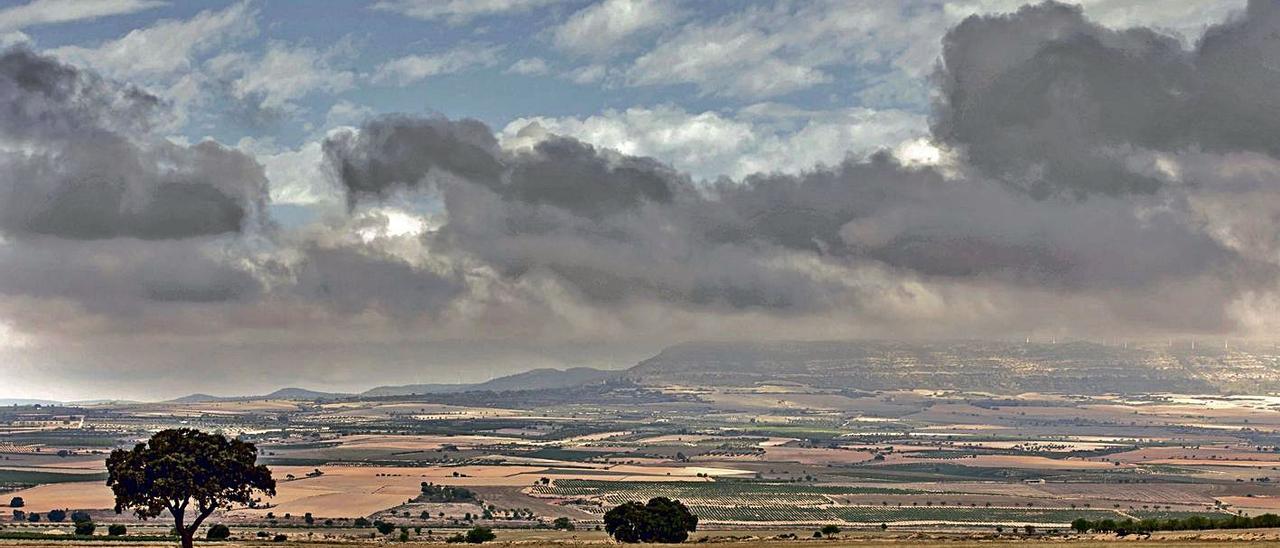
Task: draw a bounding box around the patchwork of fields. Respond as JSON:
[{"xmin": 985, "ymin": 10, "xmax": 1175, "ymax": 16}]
[{"xmin": 3, "ymin": 385, "xmax": 1280, "ymax": 542}]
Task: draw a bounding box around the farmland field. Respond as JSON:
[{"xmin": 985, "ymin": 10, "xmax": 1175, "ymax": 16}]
[{"xmin": 6, "ymin": 378, "xmax": 1280, "ymax": 542}]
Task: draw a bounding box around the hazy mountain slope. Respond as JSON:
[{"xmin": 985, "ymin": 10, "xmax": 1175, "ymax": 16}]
[
  {"xmin": 625, "ymin": 340, "xmax": 1251, "ymax": 394},
  {"xmin": 361, "ymin": 367, "xmax": 618, "ymax": 397}
]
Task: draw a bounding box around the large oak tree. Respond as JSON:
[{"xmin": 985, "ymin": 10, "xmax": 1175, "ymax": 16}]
[
  {"xmin": 106, "ymin": 429, "xmax": 274, "ymax": 548},
  {"xmin": 604, "ymin": 496, "xmax": 698, "ymax": 543}
]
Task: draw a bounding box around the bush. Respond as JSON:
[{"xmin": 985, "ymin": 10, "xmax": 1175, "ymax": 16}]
[
  {"xmin": 820, "ymin": 524, "xmax": 841, "ymax": 536},
  {"xmin": 47, "ymin": 509, "xmax": 67, "ymax": 522},
  {"xmin": 273, "ymin": 534, "xmax": 287, "ymax": 542},
  {"xmin": 108, "ymin": 524, "xmax": 127, "ymax": 537},
  {"xmin": 27, "ymin": 512, "xmax": 40, "ymax": 522},
  {"xmin": 71, "ymin": 511, "xmax": 92, "ymax": 523},
  {"xmin": 11, "ymin": 510, "xmax": 25, "ymax": 521},
  {"xmin": 553, "ymin": 517, "xmax": 575, "ymax": 531},
  {"xmin": 465, "ymin": 526, "xmax": 495, "ymax": 543},
  {"xmin": 375, "ymin": 520, "xmax": 396, "ymax": 535},
  {"xmin": 354, "ymin": 517, "xmax": 371, "ymax": 528},
  {"xmin": 206, "ymin": 523, "xmax": 231, "ymax": 540},
  {"xmin": 446, "ymin": 533, "xmax": 467, "ymax": 543},
  {"xmin": 8, "ymin": 497, "xmax": 23, "ymax": 508},
  {"xmin": 74, "ymin": 521, "xmax": 96, "ymax": 536},
  {"xmin": 604, "ymin": 497, "xmax": 698, "ymax": 543}
]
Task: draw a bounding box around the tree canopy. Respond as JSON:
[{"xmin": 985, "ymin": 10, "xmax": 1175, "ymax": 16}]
[
  {"xmin": 603, "ymin": 497, "xmax": 698, "ymax": 543},
  {"xmin": 106, "ymin": 429, "xmax": 274, "ymax": 548}
]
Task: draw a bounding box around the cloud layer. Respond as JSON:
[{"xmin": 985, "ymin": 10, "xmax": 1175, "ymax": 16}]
[{"xmin": 3, "ymin": 1, "xmax": 1280, "ymax": 399}]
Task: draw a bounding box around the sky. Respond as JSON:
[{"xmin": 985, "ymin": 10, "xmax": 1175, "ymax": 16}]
[{"xmin": 1, "ymin": 0, "xmax": 1278, "ymax": 401}]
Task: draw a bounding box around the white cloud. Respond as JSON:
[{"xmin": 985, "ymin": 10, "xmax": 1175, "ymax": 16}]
[
  {"xmin": 238, "ymin": 137, "xmax": 341, "ymax": 206},
  {"xmin": 506, "ymin": 57, "xmax": 549, "ymax": 75},
  {"xmin": 619, "ymin": 0, "xmax": 1247, "ymax": 99},
  {"xmin": 624, "ymin": 1, "xmax": 899, "ymax": 98},
  {"xmin": 564, "ymin": 63, "xmax": 612, "ymax": 85},
  {"xmin": 49, "ymin": 1, "xmax": 255, "ymax": 79},
  {"xmin": 0, "ymin": 31, "xmax": 30, "ymax": 48},
  {"xmin": 214, "ymin": 42, "xmax": 356, "ymax": 111},
  {"xmin": 373, "ymin": 44, "xmax": 503, "ymax": 86},
  {"xmin": 371, "ymin": 0, "xmax": 567, "ymax": 23},
  {"xmin": 0, "ymin": 0, "xmax": 164, "ymax": 31},
  {"xmin": 325, "ymin": 100, "xmax": 376, "ymax": 129},
  {"xmin": 551, "ymin": 0, "xmax": 681, "ymax": 57},
  {"xmin": 500, "ymin": 103, "xmax": 928, "ymax": 180}
]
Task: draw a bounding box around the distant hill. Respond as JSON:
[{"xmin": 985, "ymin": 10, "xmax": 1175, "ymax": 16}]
[
  {"xmin": 624, "ymin": 340, "xmax": 1268, "ymax": 394},
  {"xmin": 170, "ymin": 393, "xmax": 224, "ymax": 403},
  {"xmin": 165, "ymin": 369, "xmax": 620, "ymax": 402},
  {"xmin": 169, "ymin": 387, "xmax": 348, "ymax": 403},
  {"xmin": 0, "ymin": 398, "xmax": 62, "ymax": 406},
  {"xmin": 361, "ymin": 367, "xmax": 618, "ymax": 397},
  {"xmin": 263, "ymin": 387, "xmax": 349, "ymax": 400}
]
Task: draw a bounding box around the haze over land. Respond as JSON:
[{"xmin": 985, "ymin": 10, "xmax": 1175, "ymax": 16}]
[{"xmin": 3, "ymin": 0, "xmax": 1280, "ymax": 401}]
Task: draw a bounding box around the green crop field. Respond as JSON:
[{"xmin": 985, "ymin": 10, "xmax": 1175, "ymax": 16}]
[{"xmin": 0, "ymin": 469, "xmax": 107, "ymax": 484}]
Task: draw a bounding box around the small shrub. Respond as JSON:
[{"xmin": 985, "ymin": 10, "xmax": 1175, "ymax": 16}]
[
  {"xmin": 108, "ymin": 524, "xmax": 127, "ymax": 536},
  {"xmin": 465, "ymin": 526, "xmax": 495, "ymax": 543},
  {"xmin": 206, "ymin": 523, "xmax": 231, "ymax": 540},
  {"xmin": 74, "ymin": 520, "xmax": 96, "ymax": 536}
]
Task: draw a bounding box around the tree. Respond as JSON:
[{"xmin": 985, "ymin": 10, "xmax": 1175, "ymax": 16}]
[
  {"xmin": 603, "ymin": 497, "xmax": 698, "ymax": 543},
  {"xmin": 820, "ymin": 524, "xmax": 841, "ymax": 537},
  {"xmin": 8, "ymin": 496, "xmax": 22, "ymax": 508},
  {"xmin": 107, "ymin": 524, "xmax": 127, "ymax": 536},
  {"xmin": 207, "ymin": 523, "xmax": 231, "ymax": 540},
  {"xmin": 48, "ymin": 508, "xmax": 67, "ymax": 522},
  {"xmin": 75, "ymin": 520, "xmax": 97, "ymax": 536},
  {"xmin": 465, "ymin": 526, "xmax": 495, "ymax": 543},
  {"xmin": 106, "ymin": 429, "xmax": 275, "ymax": 548},
  {"xmin": 1071, "ymin": 518, "xmax": 1090, "ymax": 533},
  {"xmin": 71, "ymin": 511, "xmax": 92, "ymax": 523},
  {"xmin": 553, "ymin": 516, "xmax": 575, "ymax": 530},
  {"xmin": 375, "ymin": 520, "xmax": 396, "ymax": 535}
]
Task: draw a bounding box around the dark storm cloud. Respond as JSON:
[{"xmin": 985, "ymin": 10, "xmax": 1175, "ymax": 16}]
[
  {"xmin": 292, "ymin": 244, "xmax": 465, "ymax": 319},
  {"xmin": 317, "ymin": 0, "xmax": 1280, "ymax": 333},
  {"xmin": 324, "ymin": 116, "xmax": 680, "ymax": 216},
  {"xmin": 323, "ymin": 116, "xmax": 505, "ymax": 206},
  {"xmin": 0, "ymin": 238, "xmax": 262, "ymax": 314},
  {"xmin": 933, "ymin": 0, "xmax": 1280, "ymax": 198},
  {"xmin": 325, "ymin": 123, "xmax": 1249, "ymax": 320},
  {"xmin": 0, "ymin": 47, "xmax": 267, "ymax": 239},
  {"xmin": 8, "ymin": 0, "xmax": 1280, "ymax": 354}
]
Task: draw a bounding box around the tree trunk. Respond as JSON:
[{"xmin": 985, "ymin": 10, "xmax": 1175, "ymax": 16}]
[{"xmin": 180, "ymin": 529, "xmax": 194, "ymax": 548}]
